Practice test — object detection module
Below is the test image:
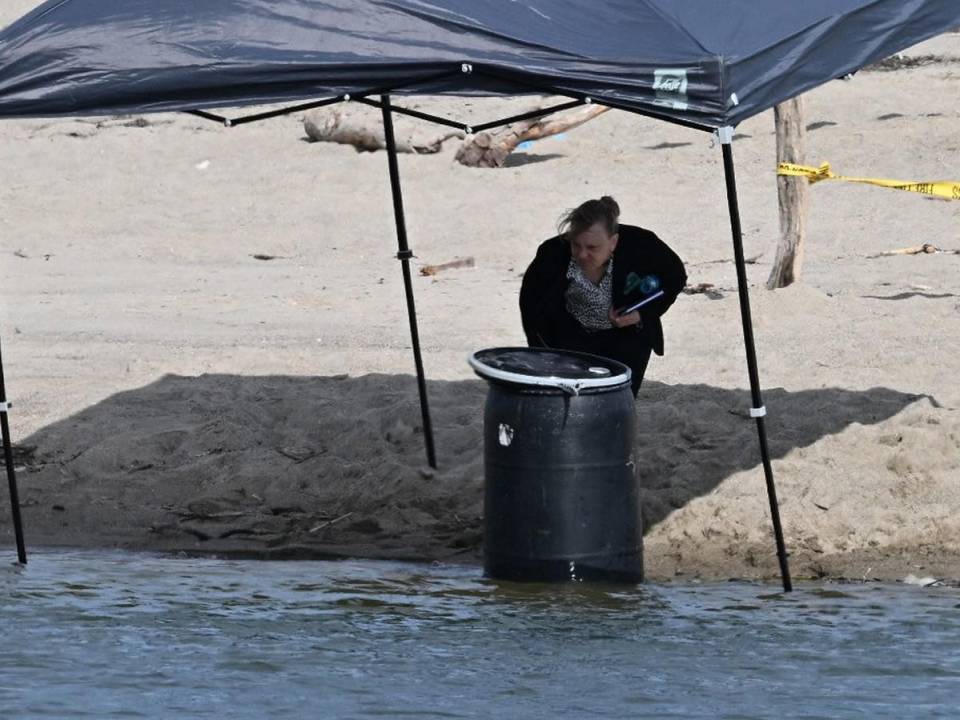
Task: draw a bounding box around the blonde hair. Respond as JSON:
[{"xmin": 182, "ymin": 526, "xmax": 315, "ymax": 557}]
[{"xmin": 558, "ymin": 196, "xmax": 620, "ymax": 239}]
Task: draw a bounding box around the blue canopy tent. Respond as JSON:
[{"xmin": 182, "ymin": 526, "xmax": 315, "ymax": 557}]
[{"xmin": 1, "ymin": 0, "xmax": 957, "ymax": 589}]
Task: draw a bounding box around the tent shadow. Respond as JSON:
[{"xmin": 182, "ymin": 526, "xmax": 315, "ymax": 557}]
[
  {"xmin": 633, "ymin": 381, "xmax": 933, "ymax": 530},
  {"xmin": 6, "ymin": 373, "xmax": 928, "ymax": 560}
]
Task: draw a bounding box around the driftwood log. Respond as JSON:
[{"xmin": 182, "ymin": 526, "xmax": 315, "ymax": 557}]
[
  {"xmin": 419, "ymin": 257, "xmax": 475, "ymax": 276},
  {"xmin": 304, "ymin": 106, "xmax": 462, "ymax": 154},
  {"xmin": 304, "ymin": 103, "xmax": 611, "ymax": 166},
  {"xmin": 455, "ymin": 104, "xmax": 610, "ymax": 168},
  {"xmin": 868, "ymin": 243, "xmax": 960, "ymax": 258}
]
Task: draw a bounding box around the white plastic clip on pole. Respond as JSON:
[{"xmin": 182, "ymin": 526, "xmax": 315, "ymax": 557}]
[
  {"xmin": 717, "ymin": 126, "xmax": 734, "ymax": 145},
  {"xmin": 0, "ymin": 401, "xmax": 10, "ymax": 412},
  {"xmin": 749, "ymin": 405, "xmax": 767, "ymax": 418}
]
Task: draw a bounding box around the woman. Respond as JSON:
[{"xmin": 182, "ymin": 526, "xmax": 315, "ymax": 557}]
[{"xmin": 519, "ymin": 196, "xmax": 686, "ymax": 396}]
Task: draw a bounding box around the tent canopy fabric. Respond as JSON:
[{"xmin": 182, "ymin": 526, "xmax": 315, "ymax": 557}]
[{"xmin": 0, "ymin": 0, "xmax": 957, "ymax": 128}]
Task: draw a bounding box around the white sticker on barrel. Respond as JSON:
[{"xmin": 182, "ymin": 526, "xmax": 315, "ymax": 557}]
[{"xmin": 498, "ymin": 423, "xmax": 515, "ymax": 447}]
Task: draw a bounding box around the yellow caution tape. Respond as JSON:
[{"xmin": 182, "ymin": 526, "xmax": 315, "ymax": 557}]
[{"xmin": 777, "ymin": 162, "xmax": 960, "ymax": 201}]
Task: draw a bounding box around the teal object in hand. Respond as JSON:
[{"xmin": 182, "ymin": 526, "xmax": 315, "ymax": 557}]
[{"xmin": 624, "ymin": 272, "xmax": 659, "ymax": 296}]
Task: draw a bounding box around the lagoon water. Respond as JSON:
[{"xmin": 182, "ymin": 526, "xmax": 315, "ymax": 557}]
[{"xmin": 2, "ymin": 550, "xmax": 959, "ymax": 719}]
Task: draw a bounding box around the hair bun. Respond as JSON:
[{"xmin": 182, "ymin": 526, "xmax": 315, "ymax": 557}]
[{"xmin": 599, "ymin": 195, "xmax": 620, "ymax": 218}]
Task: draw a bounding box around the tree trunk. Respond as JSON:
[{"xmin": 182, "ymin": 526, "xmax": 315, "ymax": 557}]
[
  {"xmin": 455, "ymin": 105, "xmax": 610, "ymax": 168},
  {"xmin": 767, "ymin": 97, "xmax": 808, "ymax": 289}
]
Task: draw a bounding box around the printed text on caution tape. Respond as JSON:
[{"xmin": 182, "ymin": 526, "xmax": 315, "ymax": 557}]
[{"xmin": 777, "ymin": 162, "xmax": 960, "ymax": 200}]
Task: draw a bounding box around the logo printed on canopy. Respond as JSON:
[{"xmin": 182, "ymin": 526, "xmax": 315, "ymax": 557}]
[{"xmin": 653, "ymin": 69, "xmax": 688, "ymax": 111}]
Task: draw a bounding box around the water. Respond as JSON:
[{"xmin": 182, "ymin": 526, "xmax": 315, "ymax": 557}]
[{"xmin": 2, "ymin": 550, "xmax": 959, "ymax": 719}]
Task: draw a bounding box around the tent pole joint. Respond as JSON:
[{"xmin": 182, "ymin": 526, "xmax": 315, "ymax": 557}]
[
  {"xmin": 396, "ymin": 249, "xmax": 414, "ymax": 261},
  {"xmin": 717, "ymin": 125, "xmax": 734, "ymax": 144}
]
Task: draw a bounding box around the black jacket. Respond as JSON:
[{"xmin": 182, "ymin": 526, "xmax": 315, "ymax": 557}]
[{"xmin": 519, "ymin": 224, "xmax": 686, "ymax": 356}]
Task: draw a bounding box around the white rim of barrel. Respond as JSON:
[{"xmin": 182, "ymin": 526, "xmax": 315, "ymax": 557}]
[{"xmin": 467, "ymin": 349, "xmax": 631, "ymax": 395}]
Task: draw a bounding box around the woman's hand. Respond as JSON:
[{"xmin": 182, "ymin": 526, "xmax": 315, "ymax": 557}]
[{"xmin": 609, "ymin": 307, "xmax": 642, "ymax": 329}]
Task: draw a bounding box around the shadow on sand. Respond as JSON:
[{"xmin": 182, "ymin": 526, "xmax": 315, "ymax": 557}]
[{"xmin": 3, "ymin": 373, "xmax": 930, "ymax": 561}]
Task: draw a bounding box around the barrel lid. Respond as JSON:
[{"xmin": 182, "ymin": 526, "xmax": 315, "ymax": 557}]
[{"xmin": 468, "ymin": 347, "xmax": 631, "ymax": 393}]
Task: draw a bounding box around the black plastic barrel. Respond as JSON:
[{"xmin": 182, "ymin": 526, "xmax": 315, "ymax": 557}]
[{"xmin": 468, "ymin": 347, "xmax": 642, "ymax": 583}]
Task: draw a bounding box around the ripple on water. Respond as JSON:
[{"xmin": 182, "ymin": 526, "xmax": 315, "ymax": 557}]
[{"xmin": 1, "ymin": 549, "xmax": 959, "ymax": 719}]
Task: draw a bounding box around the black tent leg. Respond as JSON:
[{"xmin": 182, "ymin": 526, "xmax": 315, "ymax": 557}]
[
  {"xmin": 719, "ymin": 129, "xmax": 791, "ymax": 592},
  {"xmin": 380, "ymin": 95, "xmax": 437, "ymax": 469},
  {"xmin": 0, "ymin": 335, "xmax": 27, "ymax": 564}
]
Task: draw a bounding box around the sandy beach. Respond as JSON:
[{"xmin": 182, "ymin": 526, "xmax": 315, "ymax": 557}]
[{"xmin": 1, "ymin": 1, "xmax": 959, "ymax": 582}]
